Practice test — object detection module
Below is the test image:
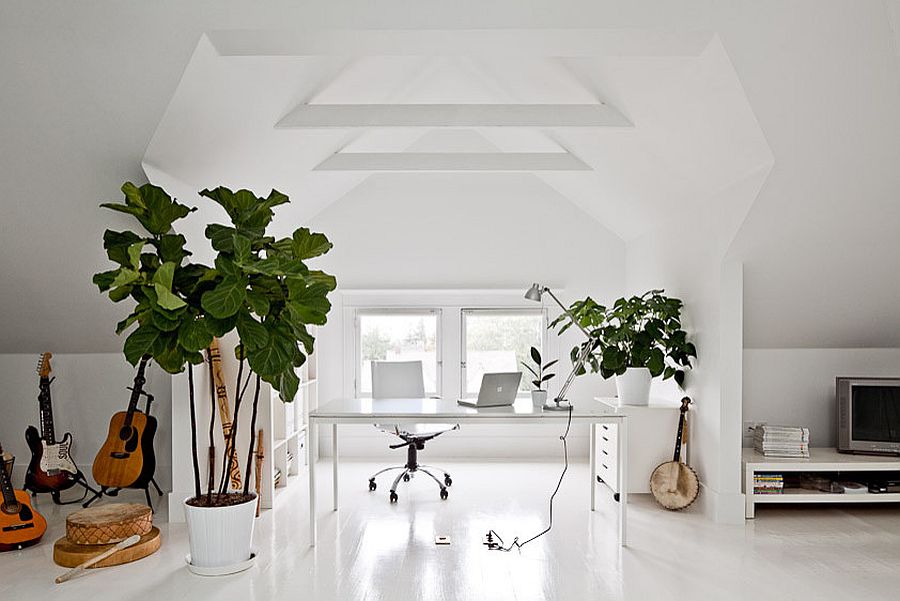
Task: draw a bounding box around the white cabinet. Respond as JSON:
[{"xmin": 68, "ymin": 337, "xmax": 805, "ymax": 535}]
[{"xmin": 594, "ymin": 397, "xmax": 684, "ymax": 495}]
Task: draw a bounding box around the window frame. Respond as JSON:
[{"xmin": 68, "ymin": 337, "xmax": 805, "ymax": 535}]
[
  {"xmin": 459, "ymin": 307, "xmax": 549, "ymax": 398},
  {"xmin": 353, "ymin": 307, "xmax": 443, "ymax": 398}
]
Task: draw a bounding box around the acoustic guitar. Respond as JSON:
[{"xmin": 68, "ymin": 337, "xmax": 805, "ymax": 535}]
[
  {"xmin": 649, "ymin": 396, "xmax": 700, "ymax": 510},
  {"xmin": 92, "ymin": 357, "xmax": 157, "ymax": 490},
  {"xmin": 0, "ymin": 444, "xmax": 47, "ymax": 551},
  {"xmin": 25, "ymin": 353, "xmax": 80, "ymax": 497}
]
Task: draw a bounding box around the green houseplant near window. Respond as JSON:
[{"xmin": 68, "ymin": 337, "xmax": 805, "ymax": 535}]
[
  {"xmin": 94, "ymin": 182, "xmax": 335, "ymax": 571},
  {"xmin": 551, "ymin": 289, "xmax": 697, "ymax": 406}
]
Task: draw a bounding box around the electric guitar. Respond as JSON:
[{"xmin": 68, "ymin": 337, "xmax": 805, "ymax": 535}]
[
  {"xmin": 92, "ymin": 357, "xmax": 157, "ymax": 489},
  {"xmin": 0, "ymin": 444, "xmax": 47, "ymax": 551},
  {"xmin": 24, "ymin": 353, "xmax": 79, "ymax": 496}
]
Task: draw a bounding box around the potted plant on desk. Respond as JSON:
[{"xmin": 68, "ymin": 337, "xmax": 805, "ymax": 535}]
[
  {"xmin": 93, "ymin": 183, "xmax": 336, "ymax": 573},
  {"xmin": 521, "ymin": 346, "xmax": 557, "ymax": 408},
  {"xmin": 551, "ymin": 290, "xmax": 696, "ymax": 406}
]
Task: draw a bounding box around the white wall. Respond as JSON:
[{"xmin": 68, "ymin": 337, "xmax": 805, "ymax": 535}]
[
  {"xmin": 743, "ymin": 348, "xmax": 900, "ymax": 448},
  {"xmin": 308, "ymin": 172, "xmax": 626, "ymax": 459},
  {"xmin": 0, "ymin": 353, "xmax": 172, "ymax": 490}
]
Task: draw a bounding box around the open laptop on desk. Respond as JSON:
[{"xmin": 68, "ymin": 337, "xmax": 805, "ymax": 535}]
[{"xmin": 457, "ymin": 372, "xmax": 522, "ymax": 407}]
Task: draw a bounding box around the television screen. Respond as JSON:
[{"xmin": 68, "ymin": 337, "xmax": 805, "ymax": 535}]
[{"xmin": 852, "ymin": 385, "xmax": 900, "ymax": 443}]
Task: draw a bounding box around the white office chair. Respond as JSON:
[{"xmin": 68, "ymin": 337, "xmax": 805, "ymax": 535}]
[{"xmin": 368, "ymin": 360, "xmax": 458, "ymax": 503}]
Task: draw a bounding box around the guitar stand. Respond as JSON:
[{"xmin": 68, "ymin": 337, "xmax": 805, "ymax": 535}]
[
  {"xmin": 28, "ymin": 470, "xmax": 101, "ymax": 506},
  {"xmin": 83, "ymin": 390, "xmax": 164, "ymax": 511}
]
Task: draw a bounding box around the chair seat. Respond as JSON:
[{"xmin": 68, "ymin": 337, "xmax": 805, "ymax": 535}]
[{"xmin": 375, "ymin": 423, "xmax": 459, "ymax": 438}]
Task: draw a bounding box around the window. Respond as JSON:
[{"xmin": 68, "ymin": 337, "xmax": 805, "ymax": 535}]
[
  {"xmin": 356, "ymin": 310, "xmax": 441, "ymax": 397},
  {"xmin": 461, "ymin": 309, "xmax": 546, "ymax": 397}
]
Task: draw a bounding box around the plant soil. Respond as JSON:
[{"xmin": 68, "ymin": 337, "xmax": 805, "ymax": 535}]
[{"xmin": 186, "ymin": 492, "xmax": 256, "ymax": 508}]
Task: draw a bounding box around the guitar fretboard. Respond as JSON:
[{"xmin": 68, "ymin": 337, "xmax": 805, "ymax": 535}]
[{"xmin": 38, "ymin": 378, "xmax": 55, "ymax": 445}]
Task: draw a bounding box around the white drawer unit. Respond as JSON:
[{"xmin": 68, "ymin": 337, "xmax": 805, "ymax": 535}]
[{"xmin": 594, "ymin": 398, "xmax": 685, "ymax": 495}]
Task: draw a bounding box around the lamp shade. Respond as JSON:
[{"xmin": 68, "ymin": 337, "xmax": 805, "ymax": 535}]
[{"xmin": 524, "ymin": 283, "xmax": 544, "ymax": 302}]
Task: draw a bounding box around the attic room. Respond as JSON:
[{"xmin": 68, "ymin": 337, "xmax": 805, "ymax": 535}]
[{"xmin": 1, "ymin": 2, "xmax": 899, "ymax": 599}]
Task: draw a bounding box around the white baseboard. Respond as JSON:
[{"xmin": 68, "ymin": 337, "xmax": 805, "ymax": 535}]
[
  {"xmin": 697, "ymin": 481, "xmax": 746, "ymax": 524},
  {"xmin": 8, "ymin": 462, "xmax": 172, "ymax": 494}
]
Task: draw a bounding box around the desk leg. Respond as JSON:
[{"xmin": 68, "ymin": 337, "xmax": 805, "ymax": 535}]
[
  {"xmin": 589, "ymin": 423, "xmax": 596, "ymax": 511},
  {"xmin": 332, "ymin": 424, "xmax": 339, "ymax": 511},
  {"xmin": 618, "ymin": 418, "xmax": 628, "ymax": 547},
  {"xmin": 309, "ymin": 420, "xmax": 317, "ymax": 547}
]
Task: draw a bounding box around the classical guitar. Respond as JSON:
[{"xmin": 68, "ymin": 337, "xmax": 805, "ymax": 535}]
[
  {"xmin": 92, "ymin": 357, "xmax": 157, "ymax": 490},
  {"xmin": 0, "ymin": 444, "xmax": 47, "ymax": 551},
  {"xmin": 649, "ymin": 396, "xmax": 700, "ymax": 510},
  {"xmin": 24, "ymin": 353, "xmax": 79, "ymax": 497}
]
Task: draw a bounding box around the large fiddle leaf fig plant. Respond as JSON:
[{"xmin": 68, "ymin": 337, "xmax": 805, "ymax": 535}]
[
  {"xmin": 551, "ymin": 289, "xmax": 697, "ymax": 387},
  {"xmin": 93, "ymin": 182, "xmax": 336, "ymax": 504}
]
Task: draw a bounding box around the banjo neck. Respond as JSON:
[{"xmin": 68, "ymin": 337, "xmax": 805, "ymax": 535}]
[{"xmin": 672, "ymin": 397, "xmax": 691, "ymax": 463}]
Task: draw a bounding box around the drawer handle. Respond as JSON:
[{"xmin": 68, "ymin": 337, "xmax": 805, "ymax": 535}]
[
  {"xmin": 601, "ymin": 463, "xmax": 608, "ymax": 470},
  {"xmin": 602, "ymin": 436, "xmax": 609, "ymax": 442},
  {"xmin": 601, "ymin": 449, "xmax": 608, "ymax": 456},
  {"xmin": 601, "ymin": 424, "xmax": 609, "ymax": 431}
]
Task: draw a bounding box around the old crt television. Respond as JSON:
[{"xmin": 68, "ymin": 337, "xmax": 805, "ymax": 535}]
[{"xmin": 837, "ymin": 377, "xmax": 900, "ymax": 455}]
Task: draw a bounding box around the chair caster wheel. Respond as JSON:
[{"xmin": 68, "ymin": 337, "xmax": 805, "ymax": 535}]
[
  {"xmin": 389, "ymin": 491, "xmax": 398, "ymax": 503},
  {"xmin": 440, "ymin": 488, "xmax": 448, "ymax": 500},
  {"xmin": 368, "ymin": 479, "xmax": 377, "ymax": 491},
  {"xmin": 444, "ymin": 476, "xmax": 452, "ymax": 487},
  {"xmin": 403, "ymin": 474, "xmax": 410, "ymax": 482},
  {"xmin": 597, "ymin": 475, "xmax": 603, "ymax": 483},
  {"xmin": 614, "ymin": 493, "xmax": 620, "ymax": 502}
]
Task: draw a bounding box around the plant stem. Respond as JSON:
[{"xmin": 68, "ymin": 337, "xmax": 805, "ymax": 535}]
[
  {"xmin": 243, "ymin": 374, "xmax": 262, "ymax": 497},
  {"xmin": 219, "ymin": 352, "xmax": 245, "ymax": 495},
  {"xmin": 206, "ymin": 350, "xmax": 216, "ymax": 504},
  {"xmin": 187, "ymin": 363, "xmax": 201, "ymax": 499}
]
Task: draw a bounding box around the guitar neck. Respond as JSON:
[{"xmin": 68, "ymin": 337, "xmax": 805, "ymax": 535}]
[
  {"xmin": 0, "ymin": 456, "xmax": 17, "ymax": 507},
  {"xmin": 124, "ymin": 357, "xmax": 150, "ymax": 427},
  {"xmin": 38, "ymin": 377, "xmax": 55, "ymax": 445}
]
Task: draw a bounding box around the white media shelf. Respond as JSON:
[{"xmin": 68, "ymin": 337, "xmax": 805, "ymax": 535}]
[{"xmin": 743, "ymin": 448, "xmax": 900, "ymax": 518}]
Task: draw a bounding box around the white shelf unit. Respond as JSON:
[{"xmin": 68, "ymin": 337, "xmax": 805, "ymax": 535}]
[
  {"xmin": 743, "ymin": 447, "xmax": 900, "ymax": 518},
  {"xmin": 258, "ymin": 327, "xmax": 318, "ymax": 510}
]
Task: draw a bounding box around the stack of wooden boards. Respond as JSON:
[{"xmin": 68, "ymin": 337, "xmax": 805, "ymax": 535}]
[{"xmin": 53, "ymin": 503, "xmax": 160, "ymax": 568}]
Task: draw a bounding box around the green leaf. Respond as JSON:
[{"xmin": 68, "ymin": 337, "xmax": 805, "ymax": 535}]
[
  {"xmin": 178, "ymin": 317, "xmax": 214, "ymax": 353},
  {"xmin": 157, "ymin": 234, "xmax": 190, "ymax": 263},
  {"xmin": 93, "ymin": 269, "xmax": 119, "ymax": 292},
  {"xmin": 201, "ymin": 278, "xmax": 246, "ymax": 319},
  {"xmin": 530, "ymin": 346, "xmax": 541, "ymax": 365},
  {"xmin": 127, "ymin": 242, "xmax": 144, "ymax": 269},
  {"xmin": 102, "ymin": 230, "xmax": 143, "ymax": 267},
  {"xmin": 291, "ymin": 227, "xmax": 333, "ymax": 260},
  {"xmin": 109, "ymin": 285, "xmax": 133, "ymax": 302},
  {"xmin": 286, "ymin": 281, "xmax": 331, "ymax": 325},
  {"xmin": 247, "ymin": 333, "xmax": 292, "ymax": 378},
  {"xmin": 233, "ymin": 233, "xmax": 251, "ymax": 262},
  {"xmin": 674, "ymin": 370, "xmax": 686, "ymax": 387},
  {"xmin": 206, "ymin": 314, "xmax": 237, "ymax": 337},
  {"xmin": 152, "ymin": 262, "xmax": 187, "ymax": 310},
  {"xmin": 278, "ymin": 368, "xmax": 300, "ymax": 402},
  {"xmin": 246, "ymin": 288, "xmax": 270, "ymax": 316},
  {"xmin": 151, "ymin": 309, "xmax": 181, "ymax": 332},
  {"xmin": 206, "ymin": 224, "xmax": 236, "ymax": 253},
  {"xmin": 138, "ymin": 184, "xmax": 194, "ymax": 235},
  {"xmin": 241, "ymin": 189, "xmax": 291, "ymax": 229},
  {"xmin": 123, "ymin": 324, "xmax": 161, "ymax": 366},
  {"xmin": 236, "ymin": 311, "xmax": 269, "ymax": 350},
  {"xmin": 115, "ymin": 312, "xmax": 142, "ymax": 335},
  {"xmin": 121, "ymin": 181, "xmax": 147, "ymax": 209},
  {"xmin": 112, "ymin": 267, "xmax": 140, "ymax": 289},
  {"xmin": 647, "ymin": 348, "xmax": 665, "ymax": 377},
  {"xmin": 306, "ymin": 270, "xmax": 337, "ymax": 291}
]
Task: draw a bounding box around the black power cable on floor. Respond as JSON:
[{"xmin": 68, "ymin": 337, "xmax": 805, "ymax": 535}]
[{"xmin": 484, "ymin": 404, "xmax": 574, "ymax": 552}]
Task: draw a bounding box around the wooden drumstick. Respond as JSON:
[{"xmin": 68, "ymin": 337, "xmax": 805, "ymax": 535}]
[{"xmin": 55, "ymin": 534, "xmax": 140, "ymax": 584}]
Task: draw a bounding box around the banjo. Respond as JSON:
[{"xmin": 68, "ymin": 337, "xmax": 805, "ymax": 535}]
[{"xmin": 649, "ymin": 396, "xmax": 699, "ymax": 510}]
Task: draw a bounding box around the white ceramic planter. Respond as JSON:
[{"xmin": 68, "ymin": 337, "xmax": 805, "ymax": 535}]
[
  {"xmin": 184, "ymin": 494, "xmax": 257, "ymax": 571},
  {"xmin": 615, "ymin": 368, "xmax": 652, "ymax": 406},
  {"xmin": 531, "ymin": 390, "xmax": 548, "ymax": 408}
]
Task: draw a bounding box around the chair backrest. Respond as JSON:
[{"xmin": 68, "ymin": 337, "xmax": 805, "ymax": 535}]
[{"xmin": 371, "ymin": 360, "xmax": 425, "ymax": 399}]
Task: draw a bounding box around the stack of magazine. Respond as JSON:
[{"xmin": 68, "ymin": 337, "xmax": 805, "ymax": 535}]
[{"xmin": 753, "ymin": 425, "xmax": 810, "ymax": 458}]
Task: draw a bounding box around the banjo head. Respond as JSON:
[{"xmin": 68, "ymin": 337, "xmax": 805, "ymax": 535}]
[{"xmin": 649, "ymin": 461, "xmax": 700, "ymax": 510}]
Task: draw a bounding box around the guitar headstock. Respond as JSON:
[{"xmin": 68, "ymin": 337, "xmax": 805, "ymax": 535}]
[
  {"xmin": 679, "ymin": 396, "xmax": 692, "ymax": 412},
  {"xmin": 36, "ymin": 352, "xmax": 53, "ymax": 379}
]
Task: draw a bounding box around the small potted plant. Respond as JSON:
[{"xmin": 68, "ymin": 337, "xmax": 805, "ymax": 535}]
[
  {"xmin": 551, "ymin": 290, "xmax": 696, "ymax": 405},
  {"xmin": 521, "ymin": 346, "xmax": 557, "ymax": 408},
  {"xmin": 94, "ymin": 182, "xmax": 335, "ymax": 573}
]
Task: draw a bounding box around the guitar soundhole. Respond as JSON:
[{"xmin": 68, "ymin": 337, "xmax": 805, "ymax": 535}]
[
  {"xmin": 118, "ymin": 426, "xmax": 132, "ymax": 441},
  {"xmin": 19, "ymin": 504, "xmax": 33, "ymax": 521}
]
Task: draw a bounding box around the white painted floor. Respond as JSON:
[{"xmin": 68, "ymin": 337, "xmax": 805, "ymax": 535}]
[{"xmin": 3, "ymin": 461, "xmax": 900, "ymax": 600}]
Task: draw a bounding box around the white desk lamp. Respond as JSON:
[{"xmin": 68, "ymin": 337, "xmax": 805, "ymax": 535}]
[{"xmin": 524, "ymin": 283, "xmax": 595, "ymax": 411}]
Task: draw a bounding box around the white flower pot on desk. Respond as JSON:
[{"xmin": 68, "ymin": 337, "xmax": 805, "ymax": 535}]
[
  {"xmin": 183, "ymin": 494, "xmax": 256, "ymax": 574},
  {"xmin": 615, "ymin": 368, "xmax": 652, "ymax": 406},
  {"xmin": 531, "ymin": 390, "xmax": 548, "ymax": 408}
]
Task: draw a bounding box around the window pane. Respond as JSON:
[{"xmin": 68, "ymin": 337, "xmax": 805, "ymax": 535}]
[
  {"xmin": 359, "ymin": 312, "xmax": 439, "ymax": 395},
  {"xmin": 463, "ymin": 310, "xmax": 544, "ymax": 395}
]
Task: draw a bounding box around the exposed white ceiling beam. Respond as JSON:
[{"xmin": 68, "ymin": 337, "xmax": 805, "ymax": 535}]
[
  {"xmin": 278, "ymin": 104, "xmax": 631, "ymax": 128},
  {"xmin": 313, "ymin": 152, "xmax": 592, "ymax": 171}
]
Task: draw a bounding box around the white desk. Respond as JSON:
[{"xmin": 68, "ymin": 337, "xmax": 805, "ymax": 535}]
[{"xmin": 307, "ymin": 397, "xmax": 629, "ymax": 546}]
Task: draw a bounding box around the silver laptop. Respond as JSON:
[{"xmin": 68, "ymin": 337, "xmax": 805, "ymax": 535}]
[{"xmin": 458, "ymin": 372, "xmax": 523, "ymax": 407}]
